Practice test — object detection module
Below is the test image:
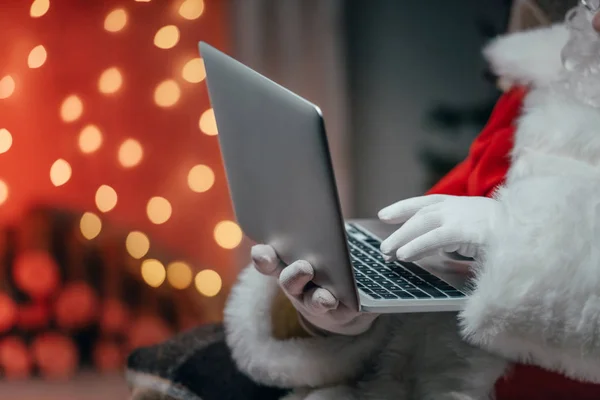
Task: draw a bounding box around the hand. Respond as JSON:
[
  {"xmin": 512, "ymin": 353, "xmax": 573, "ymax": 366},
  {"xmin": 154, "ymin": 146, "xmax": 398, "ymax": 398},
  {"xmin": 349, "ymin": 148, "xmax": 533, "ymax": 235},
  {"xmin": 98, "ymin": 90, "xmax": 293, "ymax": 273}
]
[
  {"xmin": 378, "ymin": 195, "xmax": 502, "ymax": 262},
  {"xmin": 251, "ymin": 244, "xmax": 378, "ymax": 336}
]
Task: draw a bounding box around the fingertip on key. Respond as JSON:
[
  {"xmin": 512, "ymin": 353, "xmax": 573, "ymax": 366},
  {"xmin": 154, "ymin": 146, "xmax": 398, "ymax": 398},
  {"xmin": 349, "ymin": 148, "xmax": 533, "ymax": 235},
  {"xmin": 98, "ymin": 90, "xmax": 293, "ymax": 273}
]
[
  {"xmin": 379, "ymin": 241, "xmax": 393, "ymax": 256},
  {"xmin": 377, "ymin": 209, "xmax": 392, "ymax": 221}
]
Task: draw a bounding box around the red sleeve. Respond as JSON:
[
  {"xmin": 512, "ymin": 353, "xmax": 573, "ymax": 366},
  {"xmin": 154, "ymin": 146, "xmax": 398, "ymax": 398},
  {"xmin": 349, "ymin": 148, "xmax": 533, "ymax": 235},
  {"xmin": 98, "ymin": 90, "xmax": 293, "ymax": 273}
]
[{"xmin": 426, "ymin": 86, "xmax": 527, "ymax": 198}]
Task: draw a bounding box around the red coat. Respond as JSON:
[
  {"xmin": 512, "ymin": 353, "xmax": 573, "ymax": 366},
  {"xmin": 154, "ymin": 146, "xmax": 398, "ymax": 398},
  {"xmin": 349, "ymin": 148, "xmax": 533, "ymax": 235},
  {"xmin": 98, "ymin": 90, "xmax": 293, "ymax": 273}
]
[{"xmin": 428, "ymin": 86, "xmax": 600, "ymax": 400}]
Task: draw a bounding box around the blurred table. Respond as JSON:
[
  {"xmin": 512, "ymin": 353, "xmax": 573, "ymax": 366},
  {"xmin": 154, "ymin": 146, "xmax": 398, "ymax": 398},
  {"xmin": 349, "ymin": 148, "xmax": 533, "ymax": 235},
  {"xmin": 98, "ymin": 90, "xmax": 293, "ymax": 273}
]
[{"xmin": 0, "ymin": 372, "xmax": 129, "ymax": 399}]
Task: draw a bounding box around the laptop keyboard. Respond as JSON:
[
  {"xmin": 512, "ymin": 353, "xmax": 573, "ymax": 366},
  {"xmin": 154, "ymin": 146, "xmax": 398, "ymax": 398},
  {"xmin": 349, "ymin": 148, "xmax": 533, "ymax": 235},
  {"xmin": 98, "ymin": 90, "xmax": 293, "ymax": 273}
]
[{"xmin": 346, "ymin": 224, "xmax": 466, "ymax": 301}]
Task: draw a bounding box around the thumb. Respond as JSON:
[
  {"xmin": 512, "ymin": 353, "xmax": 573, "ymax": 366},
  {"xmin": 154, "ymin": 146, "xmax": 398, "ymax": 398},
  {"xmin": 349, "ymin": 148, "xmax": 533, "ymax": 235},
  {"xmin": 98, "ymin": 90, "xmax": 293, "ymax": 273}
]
[{"xmin": 251, "ymin": 244, "xmax": 284, "ymax": 277}]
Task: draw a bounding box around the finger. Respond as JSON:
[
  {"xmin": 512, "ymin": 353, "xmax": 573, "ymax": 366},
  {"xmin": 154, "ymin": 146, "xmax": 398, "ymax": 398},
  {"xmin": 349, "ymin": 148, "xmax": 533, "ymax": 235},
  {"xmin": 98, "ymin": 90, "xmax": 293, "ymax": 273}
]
[
  {"xmin": 303, "ymin": 287, "xmax": 338, "ymax": 314},
  {"xmin": 380, "ymin": 209, "xmax": 441, "ymax": 255},
  {"xmin": 396, "ymin": 228, "xmax": 459, "ymax": 262},
  {"xmin": 279, "ymin": 260, "xmax": 314, "ymax": 297},
  {"xmin": 251, "ymin": 244, "xmax": 283, "ymax": 277},
  {"xmin": 378, "ymin": 195, "xmax": 447, "ymax": 224}
]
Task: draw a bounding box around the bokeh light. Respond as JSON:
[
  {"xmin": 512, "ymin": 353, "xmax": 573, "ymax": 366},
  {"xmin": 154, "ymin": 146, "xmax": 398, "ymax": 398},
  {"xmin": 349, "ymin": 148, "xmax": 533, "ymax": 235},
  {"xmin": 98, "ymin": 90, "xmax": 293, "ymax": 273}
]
[
  {"xmin": 154, "ymin": 25, "xmax": 180, "ymax": 49},
  {"xmin": 146, "ymin": 197, "xmax": 172, "ymax": 224},
  {"xmin": 0, "ymin": 180, "xmax": 8, "ymax": 205},
  {"xmin": 49, "ymin": 159, "xmax": 72, "ymax": 187},
  {"xmin": 141, "ymin": 259, "xmax": 166, "ymax": 288},
  {"xmin": 28, "ymin": 45, "xmax": 47, "ymax": 69},
  {"xmin": 199, "ymin": 108, "xmax": 218, "ymax": 136},
  {"xmin": 78, "ymin": 125, "xmax": 103, "ymax": 154},
  {"xmin": 167, "ymin": 261, "xmax": 192, "ymax": 290},
  {"xmin": 104, "ymin": 8, "xmax": 127, "ymax": 32},
  {"xmin": 194, "ymin": 270, "xmax": 222, "ymax": 297},
  {"xmin": 60, "ymin": 95, "xmax": 83, "ymax": 122},
  {"xmin": 214, "ymin": 220, "xmax": 242, "ymax": 249},
  {"xmin": 95, "ymin": 185, "xmax": 118, "ymax": 212},
  {"xmin": 0, "ymin": 76, "xmax": 15, "ymax": 100},
  {"xmin": 98, "ymin": 67, "xmax": 123, "ymax": 94},
  {"xmin": 179, "ymin": 0, "xmax": 204, "ymax": 20},
  {"xmin": 79, "ymin": 212, "xmax": 102, "ymax": 240},
  {"xmin": 30, "ymin": 0, "xmax": 50, "ymax": 18},
  {"xmin": 154, "ymin": 80, "xmax": 180, "ymax": 107},
  {"xmin": 187, "ymin": 164, "xmax": 214, "ymax": 193},
  {"xmin": 182, "ymin": 58, "xmax": 206, "ymax": 83},
  {"xmin": 125, "ymin": 231, "xmax": 150, "ymax": 259},
  {"xmin": 118, "ymin": 139, "xmax": 143, "ymax": 168},
  {"xmin": 0, "ymin": 129, "xmax": 13, "ymax": 154}
]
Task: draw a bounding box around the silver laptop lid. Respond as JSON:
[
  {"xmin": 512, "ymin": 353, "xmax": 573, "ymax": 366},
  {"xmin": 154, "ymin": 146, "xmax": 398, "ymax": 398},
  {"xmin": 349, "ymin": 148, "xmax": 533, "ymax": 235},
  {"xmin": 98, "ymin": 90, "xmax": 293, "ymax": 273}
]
[{"xmin": 199, "ymin": 42, "xmax": 360, "ymax": 311}]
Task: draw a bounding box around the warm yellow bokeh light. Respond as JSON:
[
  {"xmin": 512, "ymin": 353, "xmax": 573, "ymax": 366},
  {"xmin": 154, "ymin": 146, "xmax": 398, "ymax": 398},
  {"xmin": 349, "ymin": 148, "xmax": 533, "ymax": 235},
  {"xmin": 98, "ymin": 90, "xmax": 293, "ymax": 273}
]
[
  {"xmin": 28, "ymin": 45, "xmax": 47, "ymax": 69},
  {"xmin": 0, "ymin": 180, "xmax": 8, "ymax": 205},
  {"xmin": 79, "ymin": 212, "xmax": 102, "ymax": 240},
  {"xmin": 0, "ymin": 129, "xmax": 13, "ymax": 154},
  {"xmin": 154, "ymin": 25, "xmax": 180, "ymax": 49},
  {"xmin": 98, "ymin": 67, "xmax": 123, "ymax": 94},
  {"xmin": 50, "ymin": 159, "xmax": 72, "ymax": 187},
  {"xmin": 154, "ymin": 80, "xmax": 180, "ymax": 107},
  {"xmin": 146, "ymin": 197, "xmax": 172, "ymax": 224},
  {"xmin": 179, "ymin": 0, "xmax": 204, "ymax": 20},
  {"xmin": 141, "ymin": 259, "xmax": 166, "ymax": 288},
  {"xmin": 0, "ymin": 76, "xmax": 15, "ymax": 100},
  {"xmin": 95, "ymin": 185, "xmax": 118, "ymax": 212},
  {"xmin": 194, "ymin": 270, "xmax": 222, "ymax": 297},
  {"xmin": 199, "ymin": 108, "xmax": 218, "ymax": 136},
  {"xmin": 104, "ymin": 8, "xmax": 127, "ymax": 32},
  {"xmin": 60, "ymin": 95, "xmax": 83, "ymax": 122},
  {"xmin": 167, "ymin": 261, "xmax": 193, "ymax": 290},
  {"xmin": 78, "ymin": 125, "xmax": 103, "ymax": 154},
  {"xmin": 30, "ymin": 0, "xmax": 50, "ymax": 18},
  {"xmin": 214, "ymin": 220, "xmax": 242, "ymax": 249},
  {"xmin": 126, "ymin": 231, "xmax": 150, "ymax": 259},
  {"xmin": 118, "ymin": 139, "xmax": 143, "ymax": 168},
  {"xmin": 187, "ymin": 164, "xmax": 215, "ymax": 193},
  {"xmin": 182, "ymin": 58, "xmax": 206, "ymax": 83}
]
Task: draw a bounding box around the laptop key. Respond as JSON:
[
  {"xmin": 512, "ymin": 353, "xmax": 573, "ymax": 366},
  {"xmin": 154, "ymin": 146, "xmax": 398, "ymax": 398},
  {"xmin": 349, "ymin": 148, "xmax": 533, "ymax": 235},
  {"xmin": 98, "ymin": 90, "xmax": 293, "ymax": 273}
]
[
  {"xmin": 368, "ymin": 293, "xmax": 382, "ymax": 299},
  {"xmin": 438, "ymin": 284, "xmax": 456, "ymax": 291},
  {"xmin": 401, "ymin": 262, "xmax": 426, "ymax": 275},
  {"xmin": 363, "ymin": 281, "xmax": 379, "ymax": 289},
  {"xmin": 419, "ymin": 286, "xmax": 447, "ymax": 298},
  {"xmin": 394, "ymin": 282, "xmax": 414, "ymax": 290},
  {"xmin": 406, "ymin": 288, "xmax": 431, "ymax": 298},
  {"xmin": 391, "ymin": 290, "xmax": 414, "ymax": 299},
  {"xmin": 390, "ymin": 268, "xmax": 412, "ymax": 278},
  {"xmin": 381, "ymin": 293, "xmax": 398, "ymax": 299},
  {"xmin": 372, "ymin": 275, "xmax": 391, "ymax": 284},
  {"xmin": 445, "ymin": 291, "xmax": 466, "ymax": 298},
  {"xmin": 373, "ymin": 288, "xmax": 389, "ymax": 294},
  {"xmin": 407, "ymin": 275, "xmax": 424, "ymax": 284},
  {"xmin": 382, "ymin": 272, "xmax": 398, "ymax": 279}
]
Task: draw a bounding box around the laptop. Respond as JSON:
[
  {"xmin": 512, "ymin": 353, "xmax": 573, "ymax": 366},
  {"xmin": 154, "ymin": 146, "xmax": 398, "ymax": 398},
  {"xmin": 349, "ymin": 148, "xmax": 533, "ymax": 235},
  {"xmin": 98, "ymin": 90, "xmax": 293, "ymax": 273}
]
[{"xmin": 199, "ymin": 42, "xmax": 471, "ymax": 313}]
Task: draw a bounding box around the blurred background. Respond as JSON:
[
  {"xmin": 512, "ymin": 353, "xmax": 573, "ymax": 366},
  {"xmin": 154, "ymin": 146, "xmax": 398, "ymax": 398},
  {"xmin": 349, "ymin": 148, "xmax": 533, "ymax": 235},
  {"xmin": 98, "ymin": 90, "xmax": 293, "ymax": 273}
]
[{"xmin": 0, "ymin": 0, "xmax": 514, "ymax": 397}]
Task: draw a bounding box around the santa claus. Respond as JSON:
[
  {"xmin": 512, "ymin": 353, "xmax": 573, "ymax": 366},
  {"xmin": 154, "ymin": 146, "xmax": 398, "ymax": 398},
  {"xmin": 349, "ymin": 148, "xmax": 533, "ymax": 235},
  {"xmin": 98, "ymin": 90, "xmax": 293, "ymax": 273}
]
[{"xmin": 223, "ymin": 0, "xmax": 600, "ymax": 399}]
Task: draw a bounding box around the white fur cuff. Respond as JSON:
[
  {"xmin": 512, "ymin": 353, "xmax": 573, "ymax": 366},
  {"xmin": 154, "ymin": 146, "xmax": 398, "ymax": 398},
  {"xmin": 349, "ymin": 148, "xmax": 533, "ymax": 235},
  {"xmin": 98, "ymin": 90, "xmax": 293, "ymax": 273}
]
[
  {"xmin": 224, "ymin": 267, "xmax": 387, "ymax": 388},
  {"xmin": 460, "ymin": 175, "xmax": 600, "ymax": 383}
]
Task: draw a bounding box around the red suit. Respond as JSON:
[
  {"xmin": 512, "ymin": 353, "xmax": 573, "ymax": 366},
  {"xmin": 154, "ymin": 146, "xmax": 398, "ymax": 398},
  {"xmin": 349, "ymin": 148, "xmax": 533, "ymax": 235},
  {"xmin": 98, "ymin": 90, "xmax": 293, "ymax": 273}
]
[{"xmin": 224, "ymin": 24, "xmax": 600, "ymax": 399}]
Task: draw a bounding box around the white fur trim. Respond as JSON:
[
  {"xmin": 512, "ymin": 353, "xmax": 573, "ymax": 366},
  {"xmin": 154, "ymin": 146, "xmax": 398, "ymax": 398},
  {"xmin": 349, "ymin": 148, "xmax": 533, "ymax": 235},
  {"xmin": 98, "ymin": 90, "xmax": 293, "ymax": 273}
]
[
  {"xmin": 460, "ymin": 86, "xmax": 600, "ymax": 382},
  {"xmin": 484, "ymin": 24, "xmax": 569, "ymax": 88},
  {"xmin": 223, "ymin": 267, "xmax": 387, "ymax": 388}
]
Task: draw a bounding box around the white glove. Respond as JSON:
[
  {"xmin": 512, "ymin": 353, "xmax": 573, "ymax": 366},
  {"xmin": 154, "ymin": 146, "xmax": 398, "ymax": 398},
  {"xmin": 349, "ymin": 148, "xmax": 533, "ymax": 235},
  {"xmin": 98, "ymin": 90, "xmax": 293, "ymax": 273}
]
[
  {"xmin": 378, "ymin": 195, "xmax": 503, "ymax": 262},
  {"xmin": 251, "ymin": 244, "xmax": 379, "ymax": 336}
]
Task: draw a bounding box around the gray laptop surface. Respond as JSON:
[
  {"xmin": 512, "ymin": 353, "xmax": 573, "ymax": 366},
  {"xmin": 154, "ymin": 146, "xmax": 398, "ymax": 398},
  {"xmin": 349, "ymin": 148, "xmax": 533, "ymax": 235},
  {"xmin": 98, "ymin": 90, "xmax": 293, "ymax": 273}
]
[{"xmin": 199, "ymin": 42, "xmax": 470, "ymax": 313}]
